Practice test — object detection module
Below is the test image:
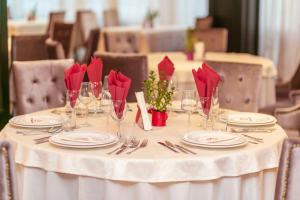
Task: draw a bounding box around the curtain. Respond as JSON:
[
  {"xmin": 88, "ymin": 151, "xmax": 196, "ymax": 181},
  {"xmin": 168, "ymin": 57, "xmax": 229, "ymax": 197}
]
[
  {"xmin": 7, "ymin": 0, "xmax": 208, "ymax": 27},
  {"xmin": 259, "ymin": 0, "xmax": 300, "ymax": 83}
]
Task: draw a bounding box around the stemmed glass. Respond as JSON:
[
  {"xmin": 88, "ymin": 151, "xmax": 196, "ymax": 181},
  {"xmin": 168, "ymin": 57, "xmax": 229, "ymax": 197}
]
[
  {"xmin": 89, "ymin": 81, "xmax": 102, "ymax": 115},
  {"xmin": 111, "ymin": 100, "xmax": 127, "ymax": 140},
  {"xmin": 63, "ymin": 90, "xmax": 78, "ymax": 130},
  {"xmin": 181, "ymin": 90, "xmax": 197, "ymax": 132},
  {"xmin": 78, "ymin": 82, "xmax": 93, "ymax": 126},
  {"xmin": 198, "ymin": 97, "xmax": 212, "ymax": 130}
]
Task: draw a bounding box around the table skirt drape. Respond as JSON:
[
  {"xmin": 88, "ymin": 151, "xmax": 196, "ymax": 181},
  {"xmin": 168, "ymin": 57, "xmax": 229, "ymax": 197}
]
[{"xmin": 17, "ymin": 165, "xmax": 277, "ymax": 200}]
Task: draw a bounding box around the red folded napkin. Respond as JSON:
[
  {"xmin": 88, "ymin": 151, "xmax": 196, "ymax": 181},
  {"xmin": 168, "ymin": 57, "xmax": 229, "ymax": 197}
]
[
  {"xmin": 87, "ymin": 57, "xmax": 103, "ymax": 98},
  {"xmin": 108, "ymin": 70, "xmax": 131, "ymax": 118},
  {"xmin": 192, "ymin": 63, "xmax": 220, "ymax": 114},
  {"xmin": 64, "ymin": 63, "xmax": 87, "ymax": 107},
  {"xmin": 158, "ymin": 56, "xmax": 175, "ymax": 80}
]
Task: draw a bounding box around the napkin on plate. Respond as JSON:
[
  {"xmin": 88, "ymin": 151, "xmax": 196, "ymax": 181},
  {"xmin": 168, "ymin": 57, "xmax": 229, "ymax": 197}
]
[
  {"xmin": 87, "ymin": 57, "xmax": 103, "ymax": 98},
  {"xmin": 108, "ymin": 70, "xmax": 131, "ymax": 118},
  {"xmin": 64, "ymin": 63, "xmax": 87, "ymax": 107},
  {"xmin": 192, "ymin": 63, "xmax": 220, "ymax": 114},
  {"xmin": 158, "ymin": 56, "xmax": 175, "ymax": 81}
]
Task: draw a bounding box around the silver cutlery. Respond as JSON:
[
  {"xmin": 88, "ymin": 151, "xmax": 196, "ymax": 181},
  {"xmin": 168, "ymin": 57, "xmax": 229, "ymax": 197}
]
[
  {"xmin": 241, "ymin": 134, "xmax": 263, "ymax": 142},
  {"xmin": 231, "ymin": 128, "xmax": 274, "ymax": 133},
  {"xmin": 127, "ymin": 139, "xmax": 148, "ymax": 154},
  {"xmin": 34, "ymin": 128, "xmax": 63, "ymax": 144},
  {"xmin": 158, "ymin": 142, "xmax": 179, "ymax": 153},
  {"xmin": 107, "ymin": 141, "xmax": 129, "ymax": 155},
  {"xmin": 207, "ymin": 137, "xmax": 238, "ymax": 144},
  {"xmin": 116, "ymin": 138, "xmax": 139, "ymax": 155},
  {"xmin": 165, "ymin": 140, "xmax": 188, "ymax": 154},
  {"xmin": 174, "ymin": 144, "xmax": 197, "ymax": 155},
  {"xmin": 17, "ymin": 126, "xmax": 61, "ymax": 135}
]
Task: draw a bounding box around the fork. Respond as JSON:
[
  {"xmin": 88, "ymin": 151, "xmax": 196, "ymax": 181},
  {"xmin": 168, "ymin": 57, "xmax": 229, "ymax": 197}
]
[
  {"xmin": 116, "ymin": 138, "xmax": 139, "ymax": 155},
  {"xmin": 126, "ymin": 139, "xmax": 148, "ymax": 154}
]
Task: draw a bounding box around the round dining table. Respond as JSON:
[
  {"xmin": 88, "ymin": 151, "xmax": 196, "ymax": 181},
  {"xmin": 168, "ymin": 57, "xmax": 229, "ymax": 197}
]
[{"xmin": 1, "ymin": 105, "xmax": 286, "ymax": 200}]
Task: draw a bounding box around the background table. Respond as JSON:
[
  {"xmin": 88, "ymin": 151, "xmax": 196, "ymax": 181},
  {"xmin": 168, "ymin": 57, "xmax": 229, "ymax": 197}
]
[
  {"xmin": 148, "ymin": 52, "xmax": 277, "ymax": 109},
  {"xmin": 1, "ymin": 106, "xmax": 286, "ymax": 200}
]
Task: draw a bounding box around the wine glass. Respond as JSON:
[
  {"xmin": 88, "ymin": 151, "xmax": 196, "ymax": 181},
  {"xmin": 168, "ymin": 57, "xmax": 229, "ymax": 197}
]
[
  {"xmin": 111, "ymin": 100, "xmax": 127, "ymax": 139},
  {"xmin": 78, "ymin": 82, "xmax": 93, "ymax": 126},
  {"xmin": 101, "ymin": 89, "xmax": 112, "ymax": 132},
  {"xmin": 211, "ymin": 87, "xmax": 219, "ymax": 129},
  {"xmin": 63, "ymin": 90, "xmax": 78, "ymax": 130},
  {"xmin": 181, "ymin": 90, "xmax": 197, "ymax": 132},
  {"xmin": 89, "ymin": 81, "xmax": 102, "ymax": 115},
  {"xmin": 198, "ymin": 97, "xmax": 212, "ymax": 130}
]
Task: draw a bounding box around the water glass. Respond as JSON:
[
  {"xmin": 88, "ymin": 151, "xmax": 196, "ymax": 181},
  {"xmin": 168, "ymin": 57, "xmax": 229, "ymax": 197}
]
[
  {"xmin": 78, "ymin": 82, "xmax": 93, "ymax": 126},
  {"xmin": 111, "ymin": 100, "xmax": 127, "ymax": 139},
  {"xmin": 181, "ymin": 90, "xmax": 197, "ymax": 132}
]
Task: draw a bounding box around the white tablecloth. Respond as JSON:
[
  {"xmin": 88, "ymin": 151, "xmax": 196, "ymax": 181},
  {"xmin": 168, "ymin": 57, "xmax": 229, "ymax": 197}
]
[
  {"xmin": 1, "ymin": 106, "xmax": 286, "ymax": 200},
  {"xmin": 148, "ymin": 52, "xmax": 277, "ymax": 108},
  {"xmin": 8, "ymin": 19, "xmax": 48, "ymax": 36}
]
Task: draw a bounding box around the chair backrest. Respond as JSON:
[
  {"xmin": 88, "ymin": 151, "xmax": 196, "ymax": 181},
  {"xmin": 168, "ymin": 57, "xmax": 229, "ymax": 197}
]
[
  {"xmin": 53, "ymin": 23, "xmax": 74, "ymax": 58},
  {"xmin": 144, "ymin": 30, "xmax": 185, "ymax": 52},
  {"xmin": 45, "ymin": 38, "xmax": 66, "ymax": 60},
  {"xmin": 94, "ymin": 52, "xmax": 148, "ymax": 102},
  {"xmin": 11, "ymin": 34, "xmax": 49, "ymax": 61},
  {"xmin": 275, "ymin": 138, "xmax": 300, "ymax": 200},
  {"xmin": 103, "ymin": 9, "xmax": 120, "ymax": 27},
  {"xmin": 0, "ymin": 140, "xmax": 17, "ymax": 200},
  {"xmin": 82, "ymin": 28, "xmax": 100, "ymax": 64},
  {"xmin": 192, "ymin": 28, "xmax": 228, "ymax": 52},
  {"xmin": 12, "ymin": 59, "xmax": 73, "ymax": 115},
  {"xmin": 290, "ymin": 63, "xmax": 300, "ymax": 90},
  {"xmin": 47, "ymin": 11, "xmax": 65, "ymax": 38},
  {"xmin": 104, "ymin": 31, "xmax": 141, "ymax": 53},
  {"xmin": 206, "ymin": 61, "xmax": 262, "ymax": 112},
  {"xmin": 195, "ymin": 16, "xmax": 214, "ymax": 30},
  {"xmin": 76, "ymin": 10, "xmax": 98, "ymax": 45}
]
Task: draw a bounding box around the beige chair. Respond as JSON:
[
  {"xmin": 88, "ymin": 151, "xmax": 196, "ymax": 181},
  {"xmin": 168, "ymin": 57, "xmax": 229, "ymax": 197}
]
[
  {"xmin": 94, "ymin": 52, "xmax": 148, "ymax": 102},
  {"xmin": 275, "ymin": 104, "xmax": 300, "ymax": 137},
  {"xmin": 206, "ymin": 61, "xmax": 262, "ymax": 112},
  {"xmin": 103, "ymin": 9, "xmax": 120, "ymax": 27},
  {"xmin": 192, "ymin": 28, "xmax": 228, "ymax": 52},
  {"xmin": 82, "ymin": 28, "xmax": 100, "ymax": 64},
  {"xmin": 46, "ymin": 11, "xmax": 65, "ymax": 38},
  {"xmin": 104, "ymin": 31, "xmax": 141, "ymax": 53},
  {"xmin": 195, "ymin": 16, "xmax": 214, "ymax": 30},
  {"xmin": 75, "ymin": 10, "xmax": 98, "ymax": 48},
  {"xmin": 52, "ymin": 23, "xmax": 75, "ymax": 58},
  {"xmin": 12, "ymin": 59, "xmax": 73, "ymax": 115},
  {"xmin": 275, "ymin": 138, "xmax": 300, "ymax": 200},
  {"xmin": 0, "ymin": 140, "xmax": 18, "ymax": 200}
]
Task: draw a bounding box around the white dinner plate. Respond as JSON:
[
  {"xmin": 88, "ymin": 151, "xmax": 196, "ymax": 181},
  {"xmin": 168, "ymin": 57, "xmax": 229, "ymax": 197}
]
[
  {"xmin": 9, "ymin": 114, "xmax": 62, "ymax": 128},
  {"xmin": 49, "ymin": 131, "xmax": 118, "ymax": 149},
  {"xmin": 182, "ymin": 131, "xmax": 248, "ymax": 148},
  {"xmin": 219, "ymin": 112, "xmax": 276, "ymax": 126}
]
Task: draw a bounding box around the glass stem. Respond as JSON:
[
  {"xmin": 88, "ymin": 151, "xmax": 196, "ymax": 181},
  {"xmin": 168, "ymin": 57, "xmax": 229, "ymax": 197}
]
[
  {"xmin": 117, "ymin": 121, "xmax": 121, "ymax": 139},
  {"xmin": 187, "ymin": 112, "xmax": 191, "ymax": 132},
  {"xmin": 85, "ymin": 105, "xmax": 88, "ymax": 125}
]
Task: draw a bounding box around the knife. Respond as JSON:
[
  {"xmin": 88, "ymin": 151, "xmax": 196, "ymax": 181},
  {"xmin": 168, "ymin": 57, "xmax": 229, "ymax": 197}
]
[
  {"xmin": 165, "ymin": 140, "xmax": 188, "ymax": 154},
  {"xmin": 157, "ymin": 142, "xmax": 179, "ymax": 153}
]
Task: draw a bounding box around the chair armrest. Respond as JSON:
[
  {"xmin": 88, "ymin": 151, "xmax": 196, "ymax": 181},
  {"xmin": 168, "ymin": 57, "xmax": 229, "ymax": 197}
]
[
  {"xmin": 289, "ymin": 89, "xmax": 300, "ymax": 104},
  {"xmin": 275, "ymin": 104, "xmax": 300, "ymax": 130},
  {"xmin": 45, "ymin": 38, "xmax": 65, "ymax": 59}
]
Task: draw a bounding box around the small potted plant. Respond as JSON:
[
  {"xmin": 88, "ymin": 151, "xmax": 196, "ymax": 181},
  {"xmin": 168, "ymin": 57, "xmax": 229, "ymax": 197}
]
[
  {"xmin": 143, "ymin": 9, "xmax": 159, "ymax": 28},
  {"xmin": 27, "ymin": 3, "xmax": 37, "ymax": 21},
  {"xmin": 143, "ymin": 70, "xmax": 175, "ymax": 127},
  {"xmin": 184, "ymin": 28, "xmax": 195, "ymax": 60}
]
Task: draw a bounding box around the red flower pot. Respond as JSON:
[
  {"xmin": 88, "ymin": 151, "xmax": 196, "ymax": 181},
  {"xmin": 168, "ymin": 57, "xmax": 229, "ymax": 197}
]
[{"xmin": 149, "ymin": 110, "xmax": 168, "ymax": 127}]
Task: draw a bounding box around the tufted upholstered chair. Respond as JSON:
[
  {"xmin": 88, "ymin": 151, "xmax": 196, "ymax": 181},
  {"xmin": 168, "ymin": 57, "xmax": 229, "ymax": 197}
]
[
  {"xmin": 52, "ymin": 23, "xmax": 75, "ymax": 58},
  {"xmin": 195, "ymin": 16, "xmax": 214, "ymax": 30},
  {"xmin": 192, "ymin": 28, "xmax": 228, "ymax": 52},
  {"xmin": 12, "ymin": 59, "xmax": 73, "ymax": 115},
  {"xmin": 94, "ymin": 52, "xmax": 148, "ymax": 102},
  {"xmin": 46, "ymin": 11, "xmax": 65, "ymax": 38},
  {"xmin": 275, "ymin": 138, "xmax": 300, "ymax": 200},
  {"xmin": 103, "ymin": 9, "xmax": 120, "ymax": 27},
  {"xmin": 104, "ymin": 31, "xmax": 141, "ymax": 53},
  {"xmin": 0, "ymin": 140, "xmax": 18, "ymax": 200},
  {"xmin": 143, "ymin": 30, "xmax": 185, "ymax": 52},
  {"xmin": 275, "ymin": 104, "xmax": 300, "ymax": 137},
  {"xmin": 206, "ymin": 61, "xmax": 262, "ymax": 112},
  {"xmin": 75, "ymin": 10, "xmax": 98, "ymax": 48}
]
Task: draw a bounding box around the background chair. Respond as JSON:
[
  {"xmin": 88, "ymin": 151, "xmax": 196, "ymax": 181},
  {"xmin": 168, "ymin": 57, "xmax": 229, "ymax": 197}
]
[
  {"xmin": 206, "ymin": 61, "xmax": 262, "ymax": 112},
  {"xmin": 195, "ymin": 16, "xmax": 214, "ymax": 30},
  {"xmin": 94, "ymin": 52, "xmax": 148, "ymax": 102},
  {"xmin": 12, "ymin": 59, "xmax": 73, "ymax": 115},
  {"xmin": 192, "ymin": 28, "xmax": 228, "ymax": 52},
  {"xmin": 75, "ymin": 10, "xmax": 98, "ymax": 46},
  {"xmin": 45, "ymin": 38, "xmax": 66, "ymax": 60},
  {"xmin": 82, "ymin": 28, "xmax": 100, "ymax": 64},
  {"xmin": 52, "ymin": 22, "xmax": 75, "ymax": 58},
  {"xmin": 104, "ymin": 31, "xmax": 141, "ymax": 53},
  {"xmin": 275, "ymin": 104, "xmax": 300, "ymax": 137},
  {"xmin": 0, "ymin": 140, "xmax": 18, "ymax": 200},
  {"xmin": 103, "ymin": 9, "xmax": 120, "ymax": 27},
  {"xmin": 275, "ymin": 138, "xmax": 300, "ymax": 200},
  {"xmin": 46, "ymin": 11, "xmax": 65, "ymax": 38}
]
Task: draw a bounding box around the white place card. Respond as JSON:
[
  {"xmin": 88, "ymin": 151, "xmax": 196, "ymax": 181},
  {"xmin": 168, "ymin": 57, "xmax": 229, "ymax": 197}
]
[{"xmin": 135, "ymin": 92, "xmax": 152, "ymax": 131}]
